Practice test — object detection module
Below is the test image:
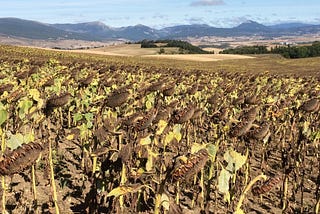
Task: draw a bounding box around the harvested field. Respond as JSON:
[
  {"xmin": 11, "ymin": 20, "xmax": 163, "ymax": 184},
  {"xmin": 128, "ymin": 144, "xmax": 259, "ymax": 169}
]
[{"xmin": 0, "ymin": 44, "xmax": 319, "ymax": 213}]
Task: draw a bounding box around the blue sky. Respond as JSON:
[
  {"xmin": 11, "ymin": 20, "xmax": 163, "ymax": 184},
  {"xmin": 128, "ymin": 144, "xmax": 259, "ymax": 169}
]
[{"xmin": 1, "ymin": 0, "xmax": 320, "ymax": 28}]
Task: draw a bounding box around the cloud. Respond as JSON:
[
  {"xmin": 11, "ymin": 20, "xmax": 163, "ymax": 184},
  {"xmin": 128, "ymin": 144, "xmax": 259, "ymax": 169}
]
[
  {"xmin": 186, "ymin": 17, "xmax": 206, "ymax": 24},
  {"xmin": 208, "ymin": 16, "xmax": 267, "ymax": 28},
  {"xmin": 152, "ymin": 14, "xmax": 168, "ymax": 20},
  {"xmin": 190, "ymin": 0, "xmax": 225, "ymax": 7}
]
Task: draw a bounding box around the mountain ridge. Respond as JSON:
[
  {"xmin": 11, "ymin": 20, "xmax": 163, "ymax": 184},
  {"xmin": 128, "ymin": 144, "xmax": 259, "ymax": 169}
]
[
  {"xmin": 1, "ymin": 17, "xmax": 320, "ymax": 41},
  {"xmin": 0, "ymin": 17, "xmax": 100, "ymax": 40}
]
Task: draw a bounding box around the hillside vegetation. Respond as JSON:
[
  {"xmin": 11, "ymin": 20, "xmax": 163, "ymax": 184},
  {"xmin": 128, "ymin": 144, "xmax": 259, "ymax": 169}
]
[
  {"xmin": 139, "ymin": 40, "xmax": 213, "ymax": 54},
  {"xmin": 220, "ymin": 41, "xmax": 320, "ymax": 58}
]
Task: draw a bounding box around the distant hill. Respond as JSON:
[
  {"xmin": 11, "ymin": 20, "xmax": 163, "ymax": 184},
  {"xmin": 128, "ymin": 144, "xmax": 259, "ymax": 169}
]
[
  {"xmin": 269, "ymin": 22, "xmax": 314, "ymax": 29},
  {"xmin": 234, "ymin": 20, "xmax": 269, "ymax": 32},
  {"xmin": 52, "ymin": 21, "xmax": 115, "ymax": 38},
  {"xmin": 161, "ymin": 24, "xmax": 216, "ymax": 38},
  {"xmin": 116, "ymin": 24, "xmax": 166, "ymax": 40},
  {"xmin": 0, "ymin": 18, "xmax": 99, "ymax": 40},
  {"xmin": 1, "ymin": 17, "xmax": 320, "ymax": 42}
]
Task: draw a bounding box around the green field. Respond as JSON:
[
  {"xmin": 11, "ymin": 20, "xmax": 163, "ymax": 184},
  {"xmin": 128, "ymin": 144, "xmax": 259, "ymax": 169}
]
[{"xmin": 0, "ymin": 45, "xmax": 319, "ymax": 213}]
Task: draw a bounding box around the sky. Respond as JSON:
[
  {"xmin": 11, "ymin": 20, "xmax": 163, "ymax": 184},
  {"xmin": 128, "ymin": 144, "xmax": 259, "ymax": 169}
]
[{"xmin": 1, "ymin": 0, "xmax": 320, "ymax": 28}]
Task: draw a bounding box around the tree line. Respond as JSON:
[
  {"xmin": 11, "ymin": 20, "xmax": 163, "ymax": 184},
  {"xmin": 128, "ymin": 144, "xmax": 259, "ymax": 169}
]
[
  {"xmin": 138, "ymin": 39, "xmax": 213, "ymax": 54},
  {"xmin": 220, "ymin": 42, "xmax": 320, "ymax": 58},
  {"xmin": 220, "ymin": 45, "xmax": 269, "ymax": 55}
]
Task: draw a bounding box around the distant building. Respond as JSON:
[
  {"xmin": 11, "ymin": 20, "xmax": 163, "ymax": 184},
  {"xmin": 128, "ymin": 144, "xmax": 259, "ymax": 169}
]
[{"xmin": 279, "ymin": 41, "xmax": 297, "ymax": 45}]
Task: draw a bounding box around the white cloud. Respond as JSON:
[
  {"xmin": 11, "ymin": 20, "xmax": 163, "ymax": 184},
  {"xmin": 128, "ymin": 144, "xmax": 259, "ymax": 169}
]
[
  {"xmin": 208, "ymin": 16, "xmax": 266, "ymax": 27},
  {"xmin": 314, "ymin": 18, "xmax": 320, "ymax": 23},
  {"xmin": 186, "ymin": 17, "xmax": 206, "ymax": 24},
  {"xmin": 152, "ymin": 14, "xmax": 168, "ymax": 20},
  {"xmin": 190, "ymin": 0, "xmax": 225, "ymax": 7}
]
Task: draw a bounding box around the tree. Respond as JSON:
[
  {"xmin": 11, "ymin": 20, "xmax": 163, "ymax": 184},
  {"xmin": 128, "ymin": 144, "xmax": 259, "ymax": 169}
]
[
  {"xmin": 159, "ymin": 48, "xmax": 165, "ymax": 54},
  {"xmin": 141, "ymin": 40, "xmax": 157, "ymax": 48}
]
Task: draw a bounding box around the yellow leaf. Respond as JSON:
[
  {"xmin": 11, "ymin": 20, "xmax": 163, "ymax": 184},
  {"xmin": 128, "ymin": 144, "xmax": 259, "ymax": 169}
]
[
  {"xmin": 37, "ymin": 99, "xmax": 44, "ymax": 109},
  {"xmin": 224, "ymin": 150, "xmax": 247, "ymax": 173},
  {"xmin": 29, "ymin": 89, "xmax": 41, "ymax": 101},
  {"xmin": 161, "ymin": 193, "xmax": 170, "ymax": 211},
  {"xmin": 234, "ymin": 209, "xmax": 245, "ymax": 214},
  {"xmin": 222, "ymin": 125, "xmax": 230, "ymax": 134},
  {"xmin": 193, "ymin": 91, "xmax": 200, "ymax": 99},
  {"xmin": 145, "ymin": 100, "xmax": 152, "ymax": 110},
  {"xmin": 107, "ymin": 186, "xmax": 134, "ymax": 197},
  {"xmin": 174, "ymin": 132, "xmax": 182, "ymax": 142},
  {"xmin": 24, "ymin": 133, "xmax": 35, "ymax": 143},
  {"xmin": 173, "ymin": 124, "xmax": 181, "ymax": 134},
  {"xmin": 146, "ymin": 155, "xmax": 153, "ymax": 171},
  {"xmin": 207, "ymin": 143, "xmax": 219, "ymax": 162},
  {"xmin": 156, "ymin": 120, "xmax": 167, "ymax": 135},
  {"xmin": 164, "ymin": 132, "xmax": 174, "ymax": 145},
  {"xmin": 66, "ymin": 134, "xmax": 74, "ymax": 140},
  {"xmin": 224, "ymin": 191, "xmax": 231, "ymax": 203},
  {"xmin": 29, "ymin": 89, "xmax": 44, "ymax": 108},
  {"xmin": 137, "ymin": 168, "xmax": 145, "ymax": 175},
  {"xmin": 178, "ymin": 156, "xmax": 188, "ymax": 163},
  {"xmin": 146, "ymin": 149, "xmax": 158, "ymax": 171},
  {"xmin": 191, "ymin": 143, "xmax": 207, "ymax": 154},
  {"xmin": 173, "ymin": 124, "xmax": 182, "ymax": 141},
  {"xmin": 1, "ymin": 91, "xmax": 9, "ymax": 98},
  {"xmin": 139, "ymin": 135, "xmax": 152, "ymax": 145},
  {"xmin": 107, "ymin": 109, "xmax": 117, "ymax": 118},
  {"xmin": 29, "ymin": 106, "xmax": 38, "ymax": 114},
  {"xmin": 265, "ymin": 95, "xmax": 276, "ymax": 104},
  {"xmin": 218, "ymin": 168, "xmax": 232, "ymax": 195}
]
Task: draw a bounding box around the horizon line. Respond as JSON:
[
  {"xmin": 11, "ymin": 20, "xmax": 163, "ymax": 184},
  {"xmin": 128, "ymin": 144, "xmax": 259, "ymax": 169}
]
[{"xmin": 1, "ymin": 16, "xmax": 319, "ymax": 29}]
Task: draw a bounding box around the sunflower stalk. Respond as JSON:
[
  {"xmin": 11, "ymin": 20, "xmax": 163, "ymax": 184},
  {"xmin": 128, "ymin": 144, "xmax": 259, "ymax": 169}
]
[
  {"xmin": 32, "ymin": 164, "xmax": 37, "ymax": 203},
  {"xmin": 235, "ymin": 174, "xmax": 267, "ymax": 213},
  {"xmin": 1, "ymin": 128, "xmax": 6, "ymax": 213},
  {"xmin": 47, "ymin": 120, "xmax": 59, "ymax": 214}
]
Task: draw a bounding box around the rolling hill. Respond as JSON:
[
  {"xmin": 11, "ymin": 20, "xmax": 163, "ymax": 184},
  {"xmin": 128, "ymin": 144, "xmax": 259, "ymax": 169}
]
[
  {"xmin": 0, "ymin": 17, "xmax": 320, "ymax": 42},
  {"xmin": 0, "ymin": 18, "xmax": 99, "ymax": 40}
]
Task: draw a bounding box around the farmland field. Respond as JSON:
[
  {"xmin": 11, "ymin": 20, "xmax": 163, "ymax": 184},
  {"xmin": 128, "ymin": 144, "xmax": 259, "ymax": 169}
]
[
  {"xmin": 0, "ymin": 44, "xmax": 319, "ymax": 214},
  {"xmin": 70, "ymin": 44, "xmax": 180, "ymax": 56},
  {"xmin": 67, "ymin": 44, "xmax": 254, "ymax": 62},
  {"xmin": 142, "ymin": 53, "xmax": 254, "ymax": 62}
]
